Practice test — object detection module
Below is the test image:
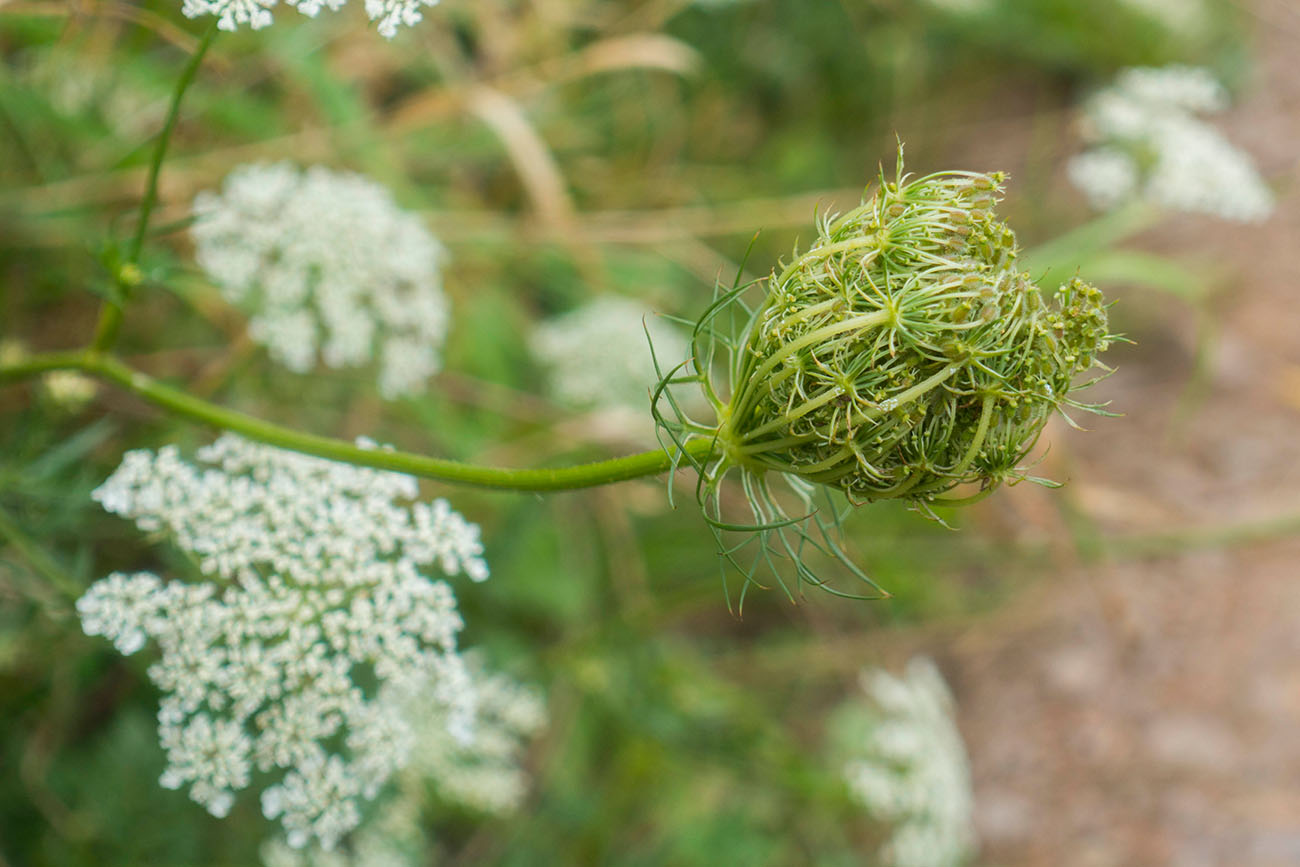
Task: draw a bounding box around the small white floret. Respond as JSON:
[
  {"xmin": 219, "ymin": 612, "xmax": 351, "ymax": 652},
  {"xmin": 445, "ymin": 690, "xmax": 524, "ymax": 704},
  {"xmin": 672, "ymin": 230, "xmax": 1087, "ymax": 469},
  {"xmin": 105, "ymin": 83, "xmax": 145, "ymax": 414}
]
[{"xmin": 180, "ymin": 0, "xmax": 441, "ymax": 35}]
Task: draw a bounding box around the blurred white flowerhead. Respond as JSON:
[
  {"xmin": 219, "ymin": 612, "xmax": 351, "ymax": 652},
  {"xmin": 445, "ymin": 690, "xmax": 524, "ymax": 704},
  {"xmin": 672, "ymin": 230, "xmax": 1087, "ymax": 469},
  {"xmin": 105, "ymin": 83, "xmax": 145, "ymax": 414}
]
[
  {"xmin": 404, "ymin": 658, "xmax": 546, "ymax": 815},
  {"xmin": 837, "ymin": 657, "xmax": 976, "ymax": 867},
  {"xmin": 192, "ymin": 163, "xmax": 449, "ymax": 399},
  {"xmin": 20, "ymin": 50, "xmax": 167, "ymax": 141},
  {"xmin": 1119, "ymin": 0, "xmax": 1209, "ymax": 37},
  {"xmin": 261, "ymin": 795, "xmax": 423, "ymax": 867},
  {"xmin": 78, "ymin": 434, "xmax": 490, "ymax": 850},
  {"xmin": 529, "ymin": 296, "xmax": 691, "ymax": 414},
  {"xmin": 180, "ymin": 0, "xmax": 440, "ymax": 38},
  {"xmin": 260, "ymin": 660, "xmax": 546, "ymax": 866},
  {"xmin": 41, "ymin": 371, "xmax": 98, "ymax": 411},
  {"xmin": 1069, "ymin": 65, "xmax": 1274, "ymax": 222}
]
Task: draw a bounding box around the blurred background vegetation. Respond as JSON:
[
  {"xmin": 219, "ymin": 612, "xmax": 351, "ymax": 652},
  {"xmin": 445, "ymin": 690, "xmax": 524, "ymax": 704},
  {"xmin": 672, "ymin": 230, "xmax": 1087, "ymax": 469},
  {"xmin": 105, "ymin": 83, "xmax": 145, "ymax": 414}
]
[{"xmin": 1, "ymin": 0, "xmax": 1290, "ymax": 864}]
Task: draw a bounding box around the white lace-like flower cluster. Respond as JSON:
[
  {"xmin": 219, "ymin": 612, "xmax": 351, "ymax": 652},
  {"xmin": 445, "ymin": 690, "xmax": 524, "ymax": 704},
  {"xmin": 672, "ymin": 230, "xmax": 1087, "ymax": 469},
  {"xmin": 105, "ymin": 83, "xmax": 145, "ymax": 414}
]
[
  {"xmin": 529, "ymin": 296, "xmax": 691, "ymax": 413},
  {"xmin": 842, "ymin": 658, "xmax": 976, "ymax": 867},
  {"xmin": 78, "ymin": 434, "xmax": 490, "ymax": 850},
  {"xmin": 192, "ymin": 163, "xmax": 449, "ymax": 399},
  {"xmin": 261, "ymin": 662, "xmax": 545, "ymax": 866},
  {"xmin": 180, "ymin": 0, "xmax": 439, "ymax": 38},
  {"xmin": 405, "ymin": 660, "xmax": 546, "ymax": 814},
  {"xmin": 1069, "ymin": 66, "xmax": 1274, "ymax": 222},
  {"xmin": 261, "ymin": 795, "xmax": 424, "ymax": 867}
]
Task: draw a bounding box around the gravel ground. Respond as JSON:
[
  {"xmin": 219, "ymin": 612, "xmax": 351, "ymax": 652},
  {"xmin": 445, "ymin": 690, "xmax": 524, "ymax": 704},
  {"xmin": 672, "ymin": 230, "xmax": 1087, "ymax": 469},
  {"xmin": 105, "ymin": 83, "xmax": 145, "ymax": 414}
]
[{"xmin": 950, "ymin": 3, "xmax": 1300, "ymax": 864}]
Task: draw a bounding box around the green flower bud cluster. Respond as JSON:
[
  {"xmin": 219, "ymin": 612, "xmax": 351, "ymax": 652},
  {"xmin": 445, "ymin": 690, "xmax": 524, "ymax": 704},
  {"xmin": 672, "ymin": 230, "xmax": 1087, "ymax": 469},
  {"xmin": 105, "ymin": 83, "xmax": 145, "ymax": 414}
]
[
  {"xmin": 654, "ymin": 155, "xmax": 1114, "ymax": 599},
  {"xmin": 716, "ymin": 168, "xmax": 1111, "ymax": 507}
]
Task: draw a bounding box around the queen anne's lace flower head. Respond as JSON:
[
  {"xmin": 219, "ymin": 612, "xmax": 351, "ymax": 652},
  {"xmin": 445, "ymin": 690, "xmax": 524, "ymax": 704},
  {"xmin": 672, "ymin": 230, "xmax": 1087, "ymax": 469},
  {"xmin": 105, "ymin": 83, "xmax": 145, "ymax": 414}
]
[
  {"xmin": 183, "ymin": 0, "xmax": 275, "ymax": 31},
  {"xmin": 1069, "ymin": 66, "xmax": 1274, "ymax": 222},
  {"xmin": 405, "ymin": 659, "xmax": 546, "ymax": 814},
  {"xmin": 78, "ymin": 434, "xmax": 490, "ymax": 850},
  {"xmin": 260, "ymin": 661, "xmax": 546, "ymax": 866},
  {"xmin": 181, "ymin": 0, "xmax": 439, "ymax": 37},
  {"xmin": 261, "ymin": 795, "xmax": 424, "ymax": 867},
  {"xmin": 192, "ymin": 164, "xmax": 449, "ymax": 398},
  {"xmin": 653, "ymin": 157, "xmax": 1113, "ymax": 597},
  {"xmin": 840, "ymin": 658, "xmax": 976, "ymax": 867},
  {"xmin": 363, "ymin": 0, "xmax": 436, "ymax": 38},
  {"xmin": 529, "ymin": 296, "xmax": 691, "ymax": 413},
  {"xmin": 701, "ymin": 168, "xmax": 1110, "ymax": 504}
]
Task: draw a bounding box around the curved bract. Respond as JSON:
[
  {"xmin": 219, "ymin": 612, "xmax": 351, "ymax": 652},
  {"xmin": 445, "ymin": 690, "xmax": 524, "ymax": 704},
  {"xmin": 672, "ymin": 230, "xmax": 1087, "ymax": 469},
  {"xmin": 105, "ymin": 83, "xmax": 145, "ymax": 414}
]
[{"xmin": 656, "ymin": 153, "xmax": 1114, "ymax": 601}]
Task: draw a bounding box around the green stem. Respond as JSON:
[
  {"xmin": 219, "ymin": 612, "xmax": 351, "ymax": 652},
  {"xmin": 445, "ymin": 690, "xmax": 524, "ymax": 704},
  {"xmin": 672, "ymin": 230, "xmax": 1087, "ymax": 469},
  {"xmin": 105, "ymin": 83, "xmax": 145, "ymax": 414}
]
[
  {"xmin": 0, "ymin": 351, "xmax": 89, "ymax": 381},
  {"xmin": 0, "ymin": 352, "xmax": 713, "ymax": 492},
  {"xmin": 91, "ymin": 21, "xmax": 219, "ymax": 353}
]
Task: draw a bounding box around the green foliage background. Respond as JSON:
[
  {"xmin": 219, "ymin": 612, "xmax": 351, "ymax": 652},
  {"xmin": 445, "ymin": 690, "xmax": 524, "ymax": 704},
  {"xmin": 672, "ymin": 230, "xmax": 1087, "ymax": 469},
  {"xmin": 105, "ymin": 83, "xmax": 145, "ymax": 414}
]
[{"xmin": 0, "ymin": 0, "xmax": 1247, "ymax": 864}]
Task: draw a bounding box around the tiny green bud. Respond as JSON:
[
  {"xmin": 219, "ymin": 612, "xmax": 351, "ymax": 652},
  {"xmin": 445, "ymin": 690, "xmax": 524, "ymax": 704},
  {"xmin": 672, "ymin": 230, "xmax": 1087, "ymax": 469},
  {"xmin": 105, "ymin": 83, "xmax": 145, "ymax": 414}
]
[{"xmin": 118, "ymin": 262, "xmax": 144, "ymax": 288}]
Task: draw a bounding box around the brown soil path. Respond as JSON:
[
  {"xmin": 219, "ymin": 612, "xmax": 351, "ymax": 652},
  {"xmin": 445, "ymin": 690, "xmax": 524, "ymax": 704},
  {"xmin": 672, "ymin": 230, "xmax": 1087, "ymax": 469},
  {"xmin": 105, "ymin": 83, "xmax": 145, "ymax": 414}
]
[{"xmin": 953, "ymin": 2, "xmax": 1300, "ymax": 864}]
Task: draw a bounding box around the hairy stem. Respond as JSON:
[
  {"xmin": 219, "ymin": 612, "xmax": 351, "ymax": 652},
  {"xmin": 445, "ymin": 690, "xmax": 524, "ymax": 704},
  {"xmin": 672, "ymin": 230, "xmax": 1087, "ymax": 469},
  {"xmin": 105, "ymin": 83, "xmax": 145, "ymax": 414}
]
[
  {"xmin": 91, "ymin": 21, "xmax": 219, "ymax": 353},
  {"xmin": 0, "ymin": 351, "xmax": 713, "ymax": 491}
]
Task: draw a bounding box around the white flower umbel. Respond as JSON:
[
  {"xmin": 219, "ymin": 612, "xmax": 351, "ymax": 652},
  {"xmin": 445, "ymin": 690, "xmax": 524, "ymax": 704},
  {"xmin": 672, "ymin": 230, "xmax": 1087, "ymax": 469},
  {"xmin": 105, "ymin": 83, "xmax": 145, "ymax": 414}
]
[
  {"xmin": 406, "ymin": 660, "xmax": 546, "ymax": 814},
  {"xmin": 180, "ymin": 0, "xmax": 439, "ymax": 37},
  {"xmin": 192, "ymin": 163, "xmax": 449, "ymax": 398},
  {"xmin": 842, "ymin": 658, "xmax": 976, "ymax": 867},
  {"xmin": 78, "ymin": 434, "xmax": 490, "ymax": 850},
  {"xmin": 182, "ymin": 0, "xmax": 277, "ymax": 31},
  {"xmin": 363, "ymin": 0, "xmax": 438, "ymax": 38},
  {"xmin": 1069, "ymin": 65, "xmax": 1274, "ymax": 222},
  {"xmin": 260, "ymin": 662, "xmax": 546, "ymax": 866},
  {"xmin": 261, "ymin": 793, "xmax": 424, "ymax": 867},
  {"xmin": 529, "ymin": 296, "xmax": 691, "ymax": 413}
]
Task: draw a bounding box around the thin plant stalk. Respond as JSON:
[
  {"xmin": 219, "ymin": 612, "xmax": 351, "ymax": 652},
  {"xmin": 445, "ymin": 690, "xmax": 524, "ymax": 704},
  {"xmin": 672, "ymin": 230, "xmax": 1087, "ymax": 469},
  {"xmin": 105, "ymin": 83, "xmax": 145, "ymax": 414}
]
[
  {"xmin": 91, "ymin": 20, "xmax": 220, "ymax": 352},
  {"xmin": 0, "ymin": 351, "xmax": 713, "ymax": 491}
]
